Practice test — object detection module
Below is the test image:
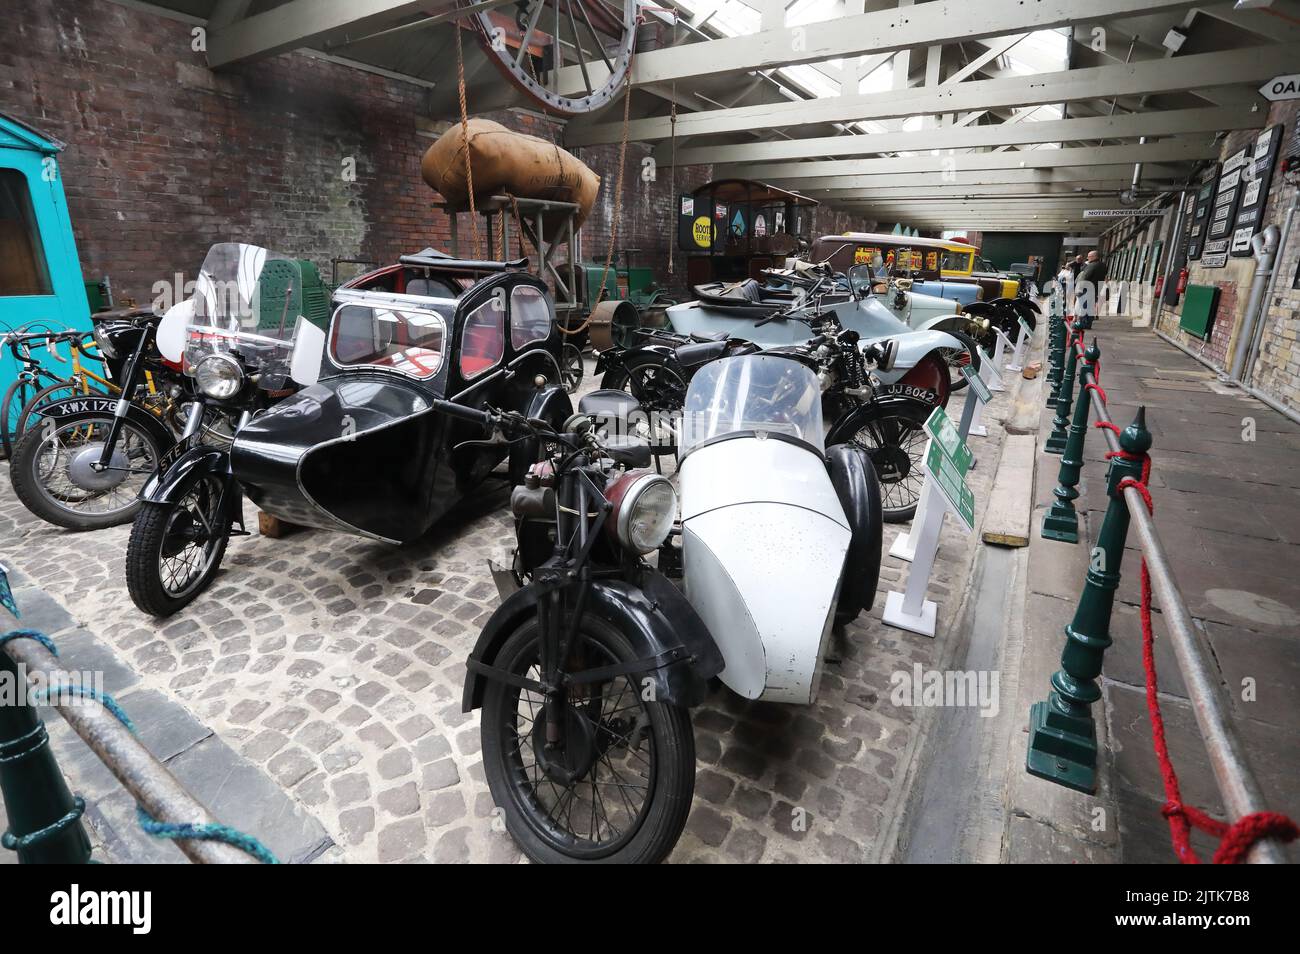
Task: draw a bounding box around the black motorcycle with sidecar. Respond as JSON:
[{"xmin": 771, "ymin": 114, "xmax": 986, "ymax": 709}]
[{"xmin": 124, "ymin": 244, "xmax": 573, "ymax": 617}]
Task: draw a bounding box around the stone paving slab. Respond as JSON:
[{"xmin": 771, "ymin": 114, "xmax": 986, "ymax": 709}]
[{"xmin": 0, "ymin": 354, "xmax": 1014, "ymax": 864}]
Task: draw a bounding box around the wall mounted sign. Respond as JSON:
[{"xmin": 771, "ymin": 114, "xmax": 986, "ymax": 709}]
[
  {"xmin": 1260, "ymin": 74, "xmax": 1300, "ymax": 102},
  {"xmin": 1203, "ymin": 149, "xmax": 1250, "ymax": 268},
  {"xmin": 1185, "ymin": 164, "xmax": 1218, "ymax": 261},
  {"xmin": 1230, "ymin": 124, "xmax": 1284, "ymax": 257},
  {"xmin": 1082, "ymin": 208, "xmax": 1168, "ymax": 217}
]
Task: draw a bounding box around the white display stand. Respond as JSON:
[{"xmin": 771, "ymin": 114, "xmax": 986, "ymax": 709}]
[
  {"xmin": 883, "ymin": 463, "xmax": 946, "ymax": 638},
  {"xmin": 1004, "ymin": 319, "xmax": 1030, "ymax": 373},
  {"xmin": 988, "ymin": 329, "xmax": 1012, "ymax": 391},
  {"xmin": 889, "ymin": 479, "xmax": 935, "ymax": 563},
  {"xmin": 968, "ymin": 348, "xmax": 1001, "ymax": 437}
]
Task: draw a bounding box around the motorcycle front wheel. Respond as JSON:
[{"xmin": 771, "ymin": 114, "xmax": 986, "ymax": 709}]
[
  {"xmin": 843, "ymin": 401, "xmax": 931, "ymax": 522},
  {"xmin": 480, "ymin": 613, "xmax": 695, "ymax": 864},
  {"xmin": 10, "ymin": 413, "xmax": 165, "ymax": 530},
  {"xmin": 125, "ymin": 472, "xmax": 229, "ymax": 617},
  {"xmin": 937, "ymin": 330, "xmax": 983, "ymax": 392}
]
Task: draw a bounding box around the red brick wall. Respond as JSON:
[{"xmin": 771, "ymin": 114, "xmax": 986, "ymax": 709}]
[{"xmin": 0, "ymin": 0, "xmax": 870, "ymax": 308}]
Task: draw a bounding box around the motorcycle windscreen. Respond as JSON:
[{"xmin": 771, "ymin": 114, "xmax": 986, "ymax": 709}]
[
  {"xmin": 682, "ymin": 502, "xmax": 849, "ymax": 705},
  {"xmin": 231, "ymin": 377, "xmax": 453, "ymax": 543}
]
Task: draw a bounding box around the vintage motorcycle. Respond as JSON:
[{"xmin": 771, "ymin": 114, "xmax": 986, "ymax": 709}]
[
  {"xmin": 124, "ymin": 243, "xmax": 573, "ymax": 617},
  {"xmin": 451, "ymin": 351, "xmax": 882, "ymax": 863},
  {"xmin": 594, "ymin": 281, "xmax": 949, "ymax": 519},
  {"xmin": 447, "ymin": 398, "xmax": 721, "ymax": 864},
  {"xmin": 7, "ymin": 311, "xmax": 226, "ymax": 530}
]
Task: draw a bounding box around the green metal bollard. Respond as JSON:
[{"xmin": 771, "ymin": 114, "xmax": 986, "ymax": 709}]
[
  {"xmin": 1044, "ymin": 328, "xmax": 1079, "ymax": 454},
  {"xmin": 0, "ymin": 645, "xmax": 92, "ymax": 863},
  {"xmin": 1042, "ymin": 340, "xmax": 1100, "ymax": 542},
  {"xmin": 1045, "ymin": 315, "xmax": 1064, "ymax": 406},
  {"xmin": 1028, "ymin": 408, "xmax": 1152, "ymax": 793}
]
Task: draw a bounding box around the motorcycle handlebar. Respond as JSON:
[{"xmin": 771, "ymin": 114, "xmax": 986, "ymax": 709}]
[{"xmin": 432, "ymin": 398, "xmax": 497, "ymax": 427}]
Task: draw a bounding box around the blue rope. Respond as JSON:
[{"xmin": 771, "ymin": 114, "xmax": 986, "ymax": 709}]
[
  {"xmin": 2, "ymin": 629, "xmax": 279, "ymax": 864},
  {"xmin": 0, "ymin": 629, "xmax": 60, "ymax": 656}
]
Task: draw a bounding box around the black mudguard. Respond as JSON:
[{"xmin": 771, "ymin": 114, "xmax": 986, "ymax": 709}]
[
  {"xmin": 825, "ymin": 393, "xmax": 933, "ymax": 448},
  {"xmin": 524, "ymin": 384, "xmax": 574, "ymax": 425},
  {"xmin": 508, "ymin": 385, "xmax": 575, "ymax": 485},
  {"xmin": 462, "ymin": 570, "xmax": 724, "ymax": 712},
  {"xmin": 597, "ymin": 342, "xmax": 678, "ymax": 375},
  {"xmin": 35, "ymin": 395, "xmax": 174, "ymax": 457},
  {"xmin": 961, "ymin": 301, "xmax": 997, "ymax": 320},
  {"xmin": 826, "ymin": 444, "xmax": 883, "ymax": 625},
  {"xmin": 139, "ymin": 439, "xmax": 244, "ymax": 532}
]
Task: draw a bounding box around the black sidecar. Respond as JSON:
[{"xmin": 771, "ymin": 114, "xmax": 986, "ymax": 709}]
[{"xmin": 127, "ymin": 248, "xmax": 573, "ymax": 616}]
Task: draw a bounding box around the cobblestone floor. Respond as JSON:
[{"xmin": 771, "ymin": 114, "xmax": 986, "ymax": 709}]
[{"xmin": 0, "ymin": 357, "xmax": 1017, "ymax": 863}]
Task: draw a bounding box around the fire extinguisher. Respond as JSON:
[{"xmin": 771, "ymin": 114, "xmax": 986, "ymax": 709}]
[
  {"xmin": 1153, "ymin": 275, "xmax": 1165, "ymax": 297},
  {"xmin": 1176, "ymin": 267, "xmax": 1189, "ymax": 294}
]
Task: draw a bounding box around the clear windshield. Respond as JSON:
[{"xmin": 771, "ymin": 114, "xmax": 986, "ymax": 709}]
[
  {"xmin": 185, "ymin": 243, "xmax": 306, "ymax": 391},
  {"xmin": 680, "ymin": 354, "xmax": 824, "ymax": 454}
]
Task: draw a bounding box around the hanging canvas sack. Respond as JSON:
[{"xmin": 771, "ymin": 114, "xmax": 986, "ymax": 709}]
[{"xmin": 421, "ymin": 118, "xmax": 600, "ymax": 241}]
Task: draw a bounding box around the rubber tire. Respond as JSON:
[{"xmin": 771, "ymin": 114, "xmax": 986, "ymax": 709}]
[
  {"xmin": 480, "ymin": 614, "xmax": 695, "ymax": 864},
  {"xmin": 841, "ymin": 400, "xmax": 931, "ymax": 523},
  {"xmin": 0, "ymin": 377, "xmax": 38, "ymax": 460},
  {"xmin": 940, "ymin": 330, "xmax": 983, "ymax": 392},
  {"xmin": 599, "ymin": 351, "xmax": 686, "ymax": 404},
  {"xmin": 9, "ymin": 411, "xmax": 165, "ymax": 531},
  {"xmin": 125, "ymin": 474, "xmax": 228, "ymax": 617}
]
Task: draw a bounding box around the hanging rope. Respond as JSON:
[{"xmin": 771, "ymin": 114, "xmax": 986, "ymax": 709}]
[
  {"xmin": 594, "ymin": 71, "xmax": 633, "ymax": 308},
  {"xmin": 505, "ymin": 192, "xmax": 531, "ymax": 263},
  {"xmin": 454, "ymin": 19, "xmax": 482, "ymax": 260},
  {"xmin": 667, "ymin": 14, "xmax": 678, "ymax": 277},
  {"xmin": 558, "ymin": 71, "xmax": 632, "ymax": 340}
]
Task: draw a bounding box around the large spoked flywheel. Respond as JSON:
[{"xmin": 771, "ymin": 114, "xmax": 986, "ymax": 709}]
[{"xmin": 468, "ymin": 0, "xmax": 637, "ymax": 115}]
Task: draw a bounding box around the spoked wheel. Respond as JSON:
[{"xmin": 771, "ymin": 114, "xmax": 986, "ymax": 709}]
[
  {"xmin": 848, "ymin": 401, "xmax": 931, "ymax": 522},
  {"xmin": 936, "ymin": 330, "xmax": 982, "ymax": 392},
  {"xmin": 10, "ymin": 414, "xmax": 163, "ymax": 530},
  {"xmin": 1, "ymin": 377, "xmax": 40, "ymax": 460},
  {"xmin": 468, "ymin": 0, "xmax": 638, "ymax": 116},
  {"xmin": 481, "ymin": 614, "xmax": 695, "ymax": 864},
  {"xmin": 560, "ymin": 343, "xmax": 585, "ymax": 393},
  {"xmin": 625, "ymin": 358, "xmax": 687, "ymax": 411},
  {"xmin": 126, "ymin": 472, "xmax": 229, "ymax": 617}
]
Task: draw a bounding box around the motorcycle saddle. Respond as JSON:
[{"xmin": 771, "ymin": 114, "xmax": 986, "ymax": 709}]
[
  {"xmin": 674, "ymin": 339, "xmax": 729, "ymax": 368},
  {"xmin": 578, "ymin": 388, "xmax": 643, "ymax": 423}
]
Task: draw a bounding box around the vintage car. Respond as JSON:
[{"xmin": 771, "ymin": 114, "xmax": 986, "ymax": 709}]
[
  {"xmin": 125, "ymin": 244, "xmax": 573, "ymax": 617},
  {"xmin": 813, "ymin": 234, "xmax": 982, "ymax": 306}
]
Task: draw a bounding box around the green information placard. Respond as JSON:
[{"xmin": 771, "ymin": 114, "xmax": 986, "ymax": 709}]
[
  {"xmin": 961, "ymin": 364, "xmax": 991, "ymax": 404},
  {"xmin": 925, "ymin": 442, "xmax": 976, "ymax": 533},
  {"xmin": 923, "ymin": 406, "xmax": 973, "ymax": 476}
]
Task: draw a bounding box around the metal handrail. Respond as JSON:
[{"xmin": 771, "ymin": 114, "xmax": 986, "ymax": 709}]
[
  {"xmin": 1076, "ymin": 340, "xmax": 1287, "ymax": 864},
  {"xmin": 1, "ymin": 637, "xmax": 259, "ymax": 864}
]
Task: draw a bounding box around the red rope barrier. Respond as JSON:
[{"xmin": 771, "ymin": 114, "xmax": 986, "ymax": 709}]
[{"xmin": 1103, "ymin": 445, "xmax": 1300, "ymax": 862}]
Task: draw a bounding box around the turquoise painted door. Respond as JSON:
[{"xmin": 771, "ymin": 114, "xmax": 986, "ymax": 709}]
[{"xmin": 0, "ymin": 114, "xmax": 92, "ymax": 392}]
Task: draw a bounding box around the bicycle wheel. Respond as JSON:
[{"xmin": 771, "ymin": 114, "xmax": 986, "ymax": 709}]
[{"xmin": 1, "ymin": 376, "xmax": 42, "ymax": 460}]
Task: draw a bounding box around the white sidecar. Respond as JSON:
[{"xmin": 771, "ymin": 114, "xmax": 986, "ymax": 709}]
[{"xmin": 678, "ymin": 354, "xmax": 880, "ymax": 704}]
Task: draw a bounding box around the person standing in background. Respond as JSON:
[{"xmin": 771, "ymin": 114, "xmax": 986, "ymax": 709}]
[{"xmin": 1074, "ymin": 250, "xmax": 1108, "ymax": 327}]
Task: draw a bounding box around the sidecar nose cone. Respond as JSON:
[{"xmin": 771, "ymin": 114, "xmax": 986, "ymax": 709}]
[{"xmin": 683, "ymin": 502, "xmax": 849, "ymax": 705}]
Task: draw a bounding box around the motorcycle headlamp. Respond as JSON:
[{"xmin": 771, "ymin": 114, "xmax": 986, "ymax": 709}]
[
  {"xmin": 92, "ymin": 324, "xmax": 118, "ymax": 359},
  {"xmin": 194, "ymin": 353, "xmax": 244, "ymax": 400},
  {"xmin": 607, "ymin": 471, "xmax": 678, "ymax": 555}
]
